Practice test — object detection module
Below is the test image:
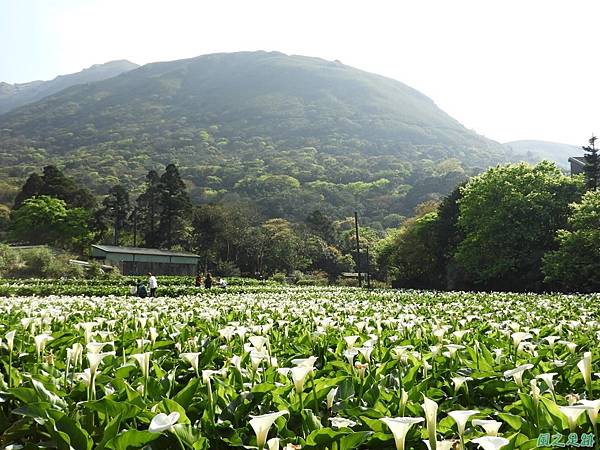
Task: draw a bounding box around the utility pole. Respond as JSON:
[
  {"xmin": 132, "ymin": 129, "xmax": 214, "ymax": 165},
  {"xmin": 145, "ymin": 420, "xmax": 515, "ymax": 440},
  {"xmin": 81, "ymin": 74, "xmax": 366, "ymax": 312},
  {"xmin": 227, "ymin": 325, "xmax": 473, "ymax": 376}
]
[
  {"xmin": 366, "ymin": 245, "xmax": 371, "ymax": 289},
  {"xmin": 354, "ymin": 211, "xmax": 362, "ymax": 287},
  {"xmin": 133, "ymin": 208, "xmax": 138, "ymax": 247}
]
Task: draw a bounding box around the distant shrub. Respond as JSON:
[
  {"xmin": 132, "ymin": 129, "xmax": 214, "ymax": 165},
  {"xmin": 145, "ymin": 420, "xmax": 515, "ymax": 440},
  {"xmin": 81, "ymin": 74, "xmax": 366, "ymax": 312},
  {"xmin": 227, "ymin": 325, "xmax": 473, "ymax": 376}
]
[
  {"xmin": 337, "ymin": 277, "xmax": 359, "ymax": 287},
  {"xmin": 8, "ymin": 247, "xmax": 83, "ymax": 279},
  {"xmin": 296, "ymin": 277, "xmax": 328, "ymax": 286},
  {"xmin": 0, "ymin": 244, "xmax": 22, "ymax": 276},
  {"xmin": 215, "ymin": 260, "xmax": 241, "ymax": 277},
  {"xmin": 85, "ymin": 260, "xmax": 105, "ymax": 279},
  {"xmin": 15, "ymin": 247, "xmax": 54, "ymax": 278},
  {"xmin": 271, "ymin": 272, "xmax": 286, "ymax": 283}
]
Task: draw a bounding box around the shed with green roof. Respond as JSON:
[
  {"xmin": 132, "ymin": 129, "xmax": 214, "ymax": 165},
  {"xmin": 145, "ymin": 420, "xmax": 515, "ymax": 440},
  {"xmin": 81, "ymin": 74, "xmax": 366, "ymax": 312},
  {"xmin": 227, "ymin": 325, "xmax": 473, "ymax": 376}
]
[{"xmin": 91, "ymin": 244, "xmax": 200, "ymax": 275}]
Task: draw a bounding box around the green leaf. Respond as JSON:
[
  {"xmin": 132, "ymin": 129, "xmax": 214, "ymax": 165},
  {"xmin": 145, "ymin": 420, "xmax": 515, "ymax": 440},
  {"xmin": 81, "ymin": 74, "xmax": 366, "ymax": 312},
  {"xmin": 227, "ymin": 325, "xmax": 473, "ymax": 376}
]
[
  {"xmin": 97, "ymin": 414, "xmax": 122, "ymax": 450},
  {"xmin": 360, "ymin": 416, "xmax": 386, "ymax": 433},
  {"xmin": 11, "ymin": 401, "xmax": 52, "ymax": 424},
  {"xmin": 31, "ymin": 378, "xmax": 67, "ymax": 410},
  {"xmin": 499, "ymin": 413, "xmax": 526, "ymax": 431},
  {"xmin": 300, "ymin": 408, "xmax": 323, "ymax": 435},
  {"xmin": 46, "ymin": 409, "xmax": 93, "ymax": 450},
  {"xmin": 106, "ymin": 430, "xmax": 160, "ymax": 450},
  {"xmin": 305, "ymin": 428, "xmax": 347, "ymax": 447},
  {"xmin": 173, "ymin": 377, "xmax": 200, "ymax": 409},
  {"xmin": 156, "ymin": 398, "xmax": 191, "ymax": 424},
  {"xmin": 83, "ymin": 398, "xmax": 142, "ymax": 420},
  {"xmin": 339, "ymin": 431, "xmax": 373, "ymax": 450}
]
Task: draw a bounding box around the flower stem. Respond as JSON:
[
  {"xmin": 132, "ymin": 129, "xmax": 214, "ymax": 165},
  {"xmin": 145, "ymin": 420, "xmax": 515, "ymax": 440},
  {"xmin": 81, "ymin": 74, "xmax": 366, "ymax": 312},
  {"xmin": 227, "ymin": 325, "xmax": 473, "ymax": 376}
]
[{"xmin": 174, "ymin": 431, "xmax": 186, "ymax": 450}]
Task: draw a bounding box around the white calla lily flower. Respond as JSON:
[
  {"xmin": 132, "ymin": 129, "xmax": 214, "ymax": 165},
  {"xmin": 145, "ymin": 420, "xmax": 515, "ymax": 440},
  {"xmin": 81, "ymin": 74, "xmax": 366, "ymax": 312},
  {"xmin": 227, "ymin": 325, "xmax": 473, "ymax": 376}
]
[
  {"xmin": 448, "ymin": 409, "xmax": 479, "ymax": 437},
  {"xmin": 181, "ymin": 352, "xmax": 201, "ymax": 377},
  {"xmin": 329, "ymin": 417, "xmax": 357, "ymax": 428},
  {"xmin": 503, "ymin": 364, "xmax": 534, "ymax": 386},
  {"xmin": 472, "ymin": 436, "xmax": 509, "ymax": 450},
  {"xmin": 249, "ymin": 410, "xmax": 289, "ymax": 450},
  {"xmin": 560, "ymin": 405, "xmax": 592, "ymax": 432},
  {"xmin": 5, "ymin": 330, "xmax": 16, "ymax": 353},
  {"xmin": 380, "ymin": 417, "xmax": 424, "ymax": 450},
  {"xmin": 577, "ymin": 352, "xmax": 592, "ymax": 394},
  {"xmin": 422, "ymin": 396, "xmax": 438, "ymax": 450},
  {"xmin": 472, "ymin": 419, "xmax": 502, "ymax": 436},
  {"xmin": 149, "ymin": 412, "xmax": 180, "ymax": 433}
]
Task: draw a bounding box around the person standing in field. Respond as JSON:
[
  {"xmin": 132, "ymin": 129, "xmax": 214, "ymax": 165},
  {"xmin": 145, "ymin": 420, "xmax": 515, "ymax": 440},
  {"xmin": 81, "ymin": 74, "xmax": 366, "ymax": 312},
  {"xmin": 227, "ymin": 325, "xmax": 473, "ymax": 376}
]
[
  {"xmin": 136, "ymin": 279, "xmax": 148, "ymax": 298},
  {"xmin": 148, "ymin": 272, "xmax": 158, "ymax": 297},
  {"xmin": 195, "ymin": 273, "xmax": 203, "ymax": 288},
  {"xmin": 204, "ymin": 272, "xmax": 213, "ymax": 289}
]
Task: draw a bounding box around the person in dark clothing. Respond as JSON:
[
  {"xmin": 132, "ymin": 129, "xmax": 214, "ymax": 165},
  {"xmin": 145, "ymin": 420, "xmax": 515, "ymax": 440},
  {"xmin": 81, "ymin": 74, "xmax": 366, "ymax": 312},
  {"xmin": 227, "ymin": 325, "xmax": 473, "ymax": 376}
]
[
  {"xmin": 136, "ymin": 279, "xmax": 148, "ymax": 298},
  {"xmin": 195, "ymin": 274, "xmax": 203, "ymax": 287},
  {"xmin": 204, "ymin": 273, "xmax": 213, "ymax": 289}
]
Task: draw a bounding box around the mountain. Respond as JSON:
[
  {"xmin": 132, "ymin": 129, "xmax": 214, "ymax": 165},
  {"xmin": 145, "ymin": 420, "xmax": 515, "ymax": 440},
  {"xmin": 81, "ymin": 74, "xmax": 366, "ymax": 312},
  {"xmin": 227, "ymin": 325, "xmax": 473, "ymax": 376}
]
[
  {"xmin": 0, "ymin": 51, "xmax": 511, "ymax": 226},
  {"xmin": 504, "ymin": 140, "xmax": 581, "ymax": 169},
  {"xmin": 0, "ymin": 60, "xmax": 139, "ymax": 115}
]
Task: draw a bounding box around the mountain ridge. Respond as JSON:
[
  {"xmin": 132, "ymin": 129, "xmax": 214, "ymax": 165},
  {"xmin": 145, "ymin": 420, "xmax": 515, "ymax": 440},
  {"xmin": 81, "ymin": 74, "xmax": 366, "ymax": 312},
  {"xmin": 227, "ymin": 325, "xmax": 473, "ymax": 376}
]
[
  {"xmin": 0, "ymin": 59, "xmax": 139, "ymax": 115},
  {"xmin": 0, "ymin": 51, "xmax": 512, "ymax": 225},
  {"xmin": 504, "ymin": 139, "xmax": 581, "ymax": 168}
]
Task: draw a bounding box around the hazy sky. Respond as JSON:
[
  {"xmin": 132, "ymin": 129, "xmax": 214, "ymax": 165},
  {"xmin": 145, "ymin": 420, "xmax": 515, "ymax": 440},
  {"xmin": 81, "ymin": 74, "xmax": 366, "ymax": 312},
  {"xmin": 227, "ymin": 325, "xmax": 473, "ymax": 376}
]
[{"xmin": 1, "ymin": 0, "xmax": 598, "ymax": 145}]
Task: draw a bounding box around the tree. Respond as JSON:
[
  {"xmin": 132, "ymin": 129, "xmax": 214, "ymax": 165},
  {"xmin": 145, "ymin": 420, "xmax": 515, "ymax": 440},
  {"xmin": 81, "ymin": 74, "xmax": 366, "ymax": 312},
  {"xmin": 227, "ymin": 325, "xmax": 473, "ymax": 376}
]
[
  {"xmin": 61, "ymin": 207, "xmax": 96, "ymax": 254},
  {"xmin": 455, "ymin": 161, "xmax": 583, "ymax": 291},
  {"xmin": 0, "ymin": 244, "xmax": 21, "ymax": 276},
  {"xmin": 13, "ymin": 166, "xmax": 96, "ymax": 210},
  {"xmin": 377, "ymin": 212, "xmax": 443, "ymax": 288},
  {"xmin": 0, "ymin": 204, "xmax": 10, "ymax": 236},
  {"xmin": 13, "ymin": 173, "xmax": 43, "ymax": 209},
  {"xmin": 305, "ymin": 235, "xmax": 352, "ymax": 279},
  {"xmin": 10, "ymin": 196, "xmax": 69, "ymax": 245},
  {"xmin": 99, "ymin": 185, "xmax": 130, "ymax": 245},
  {"xmin": 158, "ymin": 164, "xmax": 192, "ymax": 249},
  {"xmin": 583, "ymin": 135, "xmax": 600, "ymax": 191},
  {"xmin": 261, "ymin": 218, "xmax": 309, "ymax": 274},
  {"xmin": 542, "ymin": 190, "xmax": 600, "ymax": 292},
  {"xmin": 434, "ymin": 182, "xmax": 468, "ymax": 289},
  {"xmin": 191, "ymin": 204, "xmax": 226, "ymax": 269},
  {"xmin": 9, "ymin": 196, "xmax": 93, "ymax": 251},
  {"xmin": 136, "ymin": 170, "xmax": 162, "ymax": 247},
  {"xmin": 38, "ymin": 165, "xmax": 96, "ymax": 209},
  {"xmin": 305, "ymin": 210, "xmax": 337, "ymax": 244}
]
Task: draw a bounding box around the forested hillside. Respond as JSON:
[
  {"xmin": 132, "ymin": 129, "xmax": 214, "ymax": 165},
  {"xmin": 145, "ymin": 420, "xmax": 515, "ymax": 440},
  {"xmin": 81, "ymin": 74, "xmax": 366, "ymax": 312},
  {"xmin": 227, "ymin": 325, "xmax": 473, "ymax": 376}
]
[{"xmin": 0, "ymin": 51, "xmax": 512, "ymax": 226}]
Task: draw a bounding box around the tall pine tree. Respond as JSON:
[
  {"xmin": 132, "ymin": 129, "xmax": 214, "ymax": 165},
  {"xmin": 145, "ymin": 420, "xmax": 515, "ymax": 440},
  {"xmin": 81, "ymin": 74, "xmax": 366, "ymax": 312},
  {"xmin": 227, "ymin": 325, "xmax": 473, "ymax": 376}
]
[
  {"xmin": 158, "ymin": 164, "xmax": 191, "ymax": 249},
  {"xmin": 39, "ymin": 165, "xmax": 96, "ymax": 209},
  {"xmin": 136, "ymin": 170, "xmax": 162, "ymax": 247},
  {"xmin": 13, "ymin": 166, "xmax": 96, "ymax": 209},
  {"xmin": 583, "ymin": 134, "xmax": 600, "ymax": 191},
  {"xmin": 13, "ymin": 173, "xmax": 43, "ymax": 209},
  {"xmin": 99, "ymin": 185, "xmax": 130, "ymax": 245}
]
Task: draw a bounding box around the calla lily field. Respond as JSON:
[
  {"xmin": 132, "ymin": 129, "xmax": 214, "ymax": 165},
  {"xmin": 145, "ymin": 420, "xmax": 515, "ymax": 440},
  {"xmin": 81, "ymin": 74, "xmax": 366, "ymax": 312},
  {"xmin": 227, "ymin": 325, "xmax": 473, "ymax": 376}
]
[{"xmin": 0, "ymin": 283, "xmax": 599, "ymax": 449}]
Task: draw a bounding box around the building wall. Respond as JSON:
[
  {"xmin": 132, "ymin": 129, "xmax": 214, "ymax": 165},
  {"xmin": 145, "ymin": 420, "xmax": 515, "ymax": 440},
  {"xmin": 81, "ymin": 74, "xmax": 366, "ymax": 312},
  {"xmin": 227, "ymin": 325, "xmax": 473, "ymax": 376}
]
[
  {"xmin": 120, "ymin": 261, "xmax": 198, "ymax": 276},
  {"xmin": 571, "ymin": 161, "xmax": 584, "ymax": 175},
  {"xmin": 91, "ymin": 248, "xmax": 199, "ymax": 275}
]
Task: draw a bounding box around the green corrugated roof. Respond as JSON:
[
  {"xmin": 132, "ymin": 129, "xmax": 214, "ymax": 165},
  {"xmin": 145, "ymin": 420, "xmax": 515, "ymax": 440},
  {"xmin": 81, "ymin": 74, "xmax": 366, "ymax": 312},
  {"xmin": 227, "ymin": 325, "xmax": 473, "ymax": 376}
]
[{"xmin": 92, "ymin": 244, "xmax": 200, "ymax": 258}]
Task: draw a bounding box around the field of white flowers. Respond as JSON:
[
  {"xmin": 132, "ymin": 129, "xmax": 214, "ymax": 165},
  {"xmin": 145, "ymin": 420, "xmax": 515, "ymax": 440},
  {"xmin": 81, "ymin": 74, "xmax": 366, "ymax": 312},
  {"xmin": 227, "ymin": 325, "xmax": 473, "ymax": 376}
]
[{"xmin": 0, "ymin": 286, "xmax": 598, "ymax": 450}]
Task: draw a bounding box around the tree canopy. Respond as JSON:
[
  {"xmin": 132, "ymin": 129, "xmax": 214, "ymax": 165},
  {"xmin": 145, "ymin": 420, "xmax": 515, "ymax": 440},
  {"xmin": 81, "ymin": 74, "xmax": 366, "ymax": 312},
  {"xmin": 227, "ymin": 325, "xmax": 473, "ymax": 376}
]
[{"xmin": 542, "ymin": 190, "xmax": 600, "ymax": 292}]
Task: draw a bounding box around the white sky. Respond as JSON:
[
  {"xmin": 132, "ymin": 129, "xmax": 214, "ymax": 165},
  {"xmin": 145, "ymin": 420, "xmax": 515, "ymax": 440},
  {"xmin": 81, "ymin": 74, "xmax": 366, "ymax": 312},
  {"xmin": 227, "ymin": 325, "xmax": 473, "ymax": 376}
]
[{"xmin": 0, "ymin": 0, "xmax": 598, "ymax": 145}]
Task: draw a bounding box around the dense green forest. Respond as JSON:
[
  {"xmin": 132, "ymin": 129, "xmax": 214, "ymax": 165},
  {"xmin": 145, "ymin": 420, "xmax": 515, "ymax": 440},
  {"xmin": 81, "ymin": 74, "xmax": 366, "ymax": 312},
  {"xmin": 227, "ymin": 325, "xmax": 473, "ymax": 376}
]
[
  {"xmin": 2, "ymin": 146, "xmax": 599, "ymax": 293},
  {"xmin": 0, "ymin": 51, "xmax": 513, "ymax": 227},
  {"xmin": 377, "ymin": 138, "xmax": 600, "ymax": 293},
  {"xmin": 1, "ymin": 51, "xmax": 595, "ymax": 291}
]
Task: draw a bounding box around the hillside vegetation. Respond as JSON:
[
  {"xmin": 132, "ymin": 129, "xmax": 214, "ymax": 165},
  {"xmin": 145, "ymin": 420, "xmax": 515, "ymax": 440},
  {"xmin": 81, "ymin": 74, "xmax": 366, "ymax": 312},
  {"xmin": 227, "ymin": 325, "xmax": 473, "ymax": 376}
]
[{"xmin": 0, "ymin": 51, "xmax": 511, "ymax": 225}]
